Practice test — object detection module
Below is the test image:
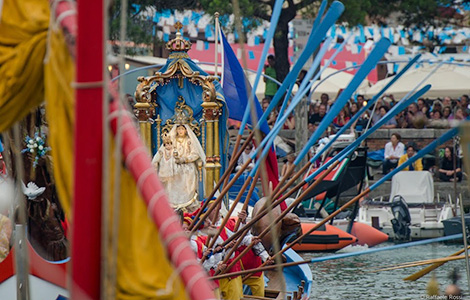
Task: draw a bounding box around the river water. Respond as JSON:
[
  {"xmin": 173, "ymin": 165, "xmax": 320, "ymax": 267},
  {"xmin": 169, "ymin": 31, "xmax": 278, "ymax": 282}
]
[{"xmin": 300, "ymin": 242, "xmax": 468, "ymax": 300}]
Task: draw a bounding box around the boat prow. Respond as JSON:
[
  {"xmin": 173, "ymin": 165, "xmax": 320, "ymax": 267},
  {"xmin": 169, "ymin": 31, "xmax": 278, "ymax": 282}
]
[{"xmin": 290, "ymin": 222, "xmax": 357, "ymax": 252}]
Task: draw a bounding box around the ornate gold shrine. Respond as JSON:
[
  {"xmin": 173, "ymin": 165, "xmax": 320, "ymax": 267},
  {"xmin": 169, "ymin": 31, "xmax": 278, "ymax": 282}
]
[{"xmin": 133, "ymin": 22, "xmax": 224, "ymax": 198}]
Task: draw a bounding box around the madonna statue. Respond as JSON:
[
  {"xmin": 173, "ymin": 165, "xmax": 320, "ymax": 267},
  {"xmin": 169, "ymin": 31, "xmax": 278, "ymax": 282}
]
[{"xmin": 162, "ymin": 122, "xmax": 205, "ymax": 211}]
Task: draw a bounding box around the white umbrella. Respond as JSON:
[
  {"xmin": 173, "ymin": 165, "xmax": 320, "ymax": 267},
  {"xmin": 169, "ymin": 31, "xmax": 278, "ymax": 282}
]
[{"xmin": 364, "ymin": 64, "xmax": 470, "ymax": 99}]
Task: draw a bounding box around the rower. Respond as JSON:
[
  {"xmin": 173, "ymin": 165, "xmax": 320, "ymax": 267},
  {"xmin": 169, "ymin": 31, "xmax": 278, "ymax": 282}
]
[{"xmin": 181, "ymin": 215, "xmax": 225, "ymax": 299}]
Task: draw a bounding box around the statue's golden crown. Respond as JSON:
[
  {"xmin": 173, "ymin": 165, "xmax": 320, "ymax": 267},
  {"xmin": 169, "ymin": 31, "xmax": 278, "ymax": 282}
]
[
  {"xmin": 162, "ymin": 133, "xmax": 172, "ymax": 144},
  {"xmin": 165, "ymin": 22, "xmax": 192, "ymax": 52}
]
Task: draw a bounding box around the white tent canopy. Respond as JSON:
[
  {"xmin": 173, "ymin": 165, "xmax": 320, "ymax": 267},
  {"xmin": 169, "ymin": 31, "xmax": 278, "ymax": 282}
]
[
  {"xmin": 364, "ymin": 64, "xmax": 470, "ymax": 99},
  {"xmin": 309, "ymin": 67, "xmax": 370, "ymax": 102}
]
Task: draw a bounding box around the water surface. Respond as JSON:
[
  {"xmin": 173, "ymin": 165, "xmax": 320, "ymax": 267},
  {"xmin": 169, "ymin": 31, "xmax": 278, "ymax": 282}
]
[{"xmin": 300, "ymin": 243, "xmax": 468, "ymax": 300}]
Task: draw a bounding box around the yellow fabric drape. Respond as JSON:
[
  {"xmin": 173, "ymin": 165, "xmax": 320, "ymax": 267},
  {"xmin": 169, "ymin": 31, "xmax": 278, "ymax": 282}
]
[
  {"xmin": 44, "ymin": 24, "xmax": 75, "ymax": 218},
  {"xmin": 112, "ymin": 163, "xmax": 188, "ymax": 300},
  {"xmin": 0, "ymin": 1, "xmax": 190, "ymax": 299},
  {"xmin": 0, "ymin": 0, "xmax": 49, "ymax": 132}
]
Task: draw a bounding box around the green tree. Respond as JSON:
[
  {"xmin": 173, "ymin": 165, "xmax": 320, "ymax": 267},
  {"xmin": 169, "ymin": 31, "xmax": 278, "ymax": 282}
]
[{"xmin": 109, "ymin": 0, "xmax": 197, "ymax": 55}]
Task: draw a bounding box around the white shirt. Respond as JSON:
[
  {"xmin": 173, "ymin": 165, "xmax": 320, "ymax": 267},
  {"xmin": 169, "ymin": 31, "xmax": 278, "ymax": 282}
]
[{"xmin": 384, "ymin": 141, "xmax": 404, "ymax": 161}]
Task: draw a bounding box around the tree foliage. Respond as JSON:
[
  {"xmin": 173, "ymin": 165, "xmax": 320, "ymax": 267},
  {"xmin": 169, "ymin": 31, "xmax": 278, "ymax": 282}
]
[
  {"xmin": 109, "ymin": 0, "xmax": 197, "ymax": 55},
  {"xmin": 110, "ymin": 0, "xmax": 470, "ymax": 78}
]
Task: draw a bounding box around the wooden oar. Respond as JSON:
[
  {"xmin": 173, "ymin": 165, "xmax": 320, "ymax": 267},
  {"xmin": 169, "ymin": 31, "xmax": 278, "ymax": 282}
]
[
  {"xmin": 272, "ymin": 162, "xmax": 312, "ymax": 200},
  {"xmin": 188, "ymin": 130, "xmax": 255, "ymax": 231},
  {"xmin": 404, "ymin": 247, "xmax": 470, "ymax": 281},
  {"xmin": 234, "ymin": 169, "xmax": 261, "ymax": 231},
  {"xmin": 204, "ymin": 172, "xmax": 257, "ymax": 253},
  {"xmin": 219, "ymin": 161, "xmax": 340, "ymax": 274},
  {"xmin": 210, "ymin": 259, "xmax": 311, "ymax": 280},
  {"xmin": 370, "ymin": 255, "xmax": 470, "ymax": 273}
]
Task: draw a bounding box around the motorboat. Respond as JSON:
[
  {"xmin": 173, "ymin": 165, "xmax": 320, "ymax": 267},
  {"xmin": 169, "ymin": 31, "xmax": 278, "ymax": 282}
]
[{"xmin": 358, "ymin": 171, "xmax": 459, "ymax": 241}]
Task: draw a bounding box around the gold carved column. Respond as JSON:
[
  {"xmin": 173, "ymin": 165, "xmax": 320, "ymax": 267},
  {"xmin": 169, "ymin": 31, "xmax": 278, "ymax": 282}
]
[
  {"xmin": 134, "ymin": 86, "xmax": 155, "ymax": 151},
  {"xmin": 202, "ymin": 101, "xmax": 217, "ymax": 197}
]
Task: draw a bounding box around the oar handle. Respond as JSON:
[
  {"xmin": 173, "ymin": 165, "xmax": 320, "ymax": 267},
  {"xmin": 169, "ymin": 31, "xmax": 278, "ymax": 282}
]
[
  {"xmin": 234, "ymin": 169, "xmax": 261, "ymax": 231},
  {"xmin": 206, "ymin": 176, "xmax": 253, "ymax": 250},
  {"xmin": 211, "ymin": 259, "xmax": 311, "ymax": 280}
]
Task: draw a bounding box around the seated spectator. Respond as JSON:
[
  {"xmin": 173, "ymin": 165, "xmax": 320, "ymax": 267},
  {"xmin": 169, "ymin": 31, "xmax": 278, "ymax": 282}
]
[
  {"xmin": 350, "ymin": 102, "xmax": 360, "ymax": 117},
  {"xmin": 395, "ymin": 111, "xmax": 407, "ymax": 128},
  {"xmin": 398, "ymin": 143, "xmax": 423, "ymax": 171},
  {"xmin": 417, "ymin": 98, "xmax": 425, "ymax": 112},
  {"xmin": 308, "ymin": 122, "xmax": 316, "ymax": 136},
  {"xmin": 459, "ymin": 94, "xmax": 470, "ymax": 117},
  {"xmin": 427, "ymin": 109, "xmax": 449, "ymax": 129},
  {"xmin": 383, "ymin": 133, "xmax": 405, "ymax": 174},
  {"xmin": 432, "ymin": 100, "xmax": 443, "ymax": 113},
  {"xmin": 442, "ymin": 96, "xmax": 453, "ymax": 108},
  {"xmin": 280, "ymin": 154, "xmax": 296, "ymax": 180},
  {"xmin": 262, "ymin": 98, "xmax": 270, "ymax": 112},
  {"xmin": 283, "ymin": 113, "xmax": 295, "ymax": 129},
  {"xmin": 0, "ymin": 154, "xmax": 6, "ymax": 177},
  {"xmin": 378, "ymin": 105, "xmax": 397, "ymax": 129},
  {"xmin": 453, "ymin": 107, "xmax": 465, "ymax": 121},
  {"xmin": 333, "ymin": 107, "xmax": 350, "ymax": 128},
  {"xmin": 404, "ymin": 103, "xmax": 427, "ymax": 129},
  {"xmin": 309, "ymin": 103, "xmax": 326, "ymax": 125},
  {"xmin": 439, "ymin": 146, "xmax": 462, "ymax": 182},
  {"xmin": 267, "ymin": 108, "xmax": 278, "ymax": 128},
  {"xmin": 443, "ymin": 106, "xmax": 453, "ymax": 120},
  {"xmin": 236, "ymin": 143, "xmax": 255, "ymax": 173}
]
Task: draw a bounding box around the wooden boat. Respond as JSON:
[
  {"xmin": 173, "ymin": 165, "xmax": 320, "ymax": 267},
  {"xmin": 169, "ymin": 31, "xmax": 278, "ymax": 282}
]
[
  {"xmin": 297, "ymin": 143, "xmax": 389, "ymax": 248},
  {"xmin": 0, "ymin": 4, "xmax": 313, "ymax": 297}
]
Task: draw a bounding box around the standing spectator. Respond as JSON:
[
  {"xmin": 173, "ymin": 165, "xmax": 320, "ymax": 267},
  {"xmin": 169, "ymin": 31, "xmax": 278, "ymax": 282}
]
[
  {"xmin": 383, "ymin": 133, "xmax": 405, "ymax": 174},
  {"xmin": 438, "ymin": 146, "xmax": 462, "ymax": 182},
  {"xmin": 264, "ymin": 55, "xmax": 277, "ymax": 100},
  {"xmin": 319, "ymin": 93, "xmax": 331, "ymax": 112},
  {"xmin": 379, "ymin": 106, "xmax": 397, "ymax": 129},
  {"xmin": 309, "ymin": 103, "xmax": 326, "ymax": 125},
  {"xmin": 398, "ymin": 143, "xmax": 423, "ymax": 171}
]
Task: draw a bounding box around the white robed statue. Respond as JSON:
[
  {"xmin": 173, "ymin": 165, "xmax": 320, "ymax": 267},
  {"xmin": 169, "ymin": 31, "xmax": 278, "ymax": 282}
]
[{"xmin": 153, "ymin": 119, "xmax": 205, "ymax": 211}]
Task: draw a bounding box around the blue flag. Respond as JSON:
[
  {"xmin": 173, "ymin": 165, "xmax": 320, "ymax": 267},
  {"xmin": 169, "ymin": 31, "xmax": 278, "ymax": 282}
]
[{"xmin": 220, "ymin": 31, "xmax": 270, "ymax": 135}]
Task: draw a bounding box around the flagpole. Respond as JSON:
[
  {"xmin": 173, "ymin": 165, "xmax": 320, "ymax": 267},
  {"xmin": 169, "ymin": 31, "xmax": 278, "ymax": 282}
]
[{"xmin": 214, "ymin": 12, "xmax": 219, "ymax": 78}]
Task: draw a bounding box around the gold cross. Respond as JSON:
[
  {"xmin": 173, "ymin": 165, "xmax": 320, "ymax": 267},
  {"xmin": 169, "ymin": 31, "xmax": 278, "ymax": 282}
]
[{"xmin": 174, "ymin": 21, "xmax": 183, "ymax": 32}]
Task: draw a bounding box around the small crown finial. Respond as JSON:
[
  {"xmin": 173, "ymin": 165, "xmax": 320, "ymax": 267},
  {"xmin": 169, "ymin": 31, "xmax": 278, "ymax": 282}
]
[{"xmin": 174, "ymin": 21, "xmax": 183, "ymax": 32}]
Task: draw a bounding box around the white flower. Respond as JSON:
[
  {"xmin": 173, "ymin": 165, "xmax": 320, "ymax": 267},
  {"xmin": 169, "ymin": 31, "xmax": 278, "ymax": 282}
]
[
  {"xmin": 29, "ymin": 140, "xmax": 34, "ymax": 144},
  {"xmin": 38, "ymin": 145, "xmax": 44, "ymax": 150},
  {"xmin": 33, "ymin": 143, "xmax": 38, "ymax": 148},
  {"xmin": 27, "ymin": 144, "xmax": 32, "ymax": 148},
  {"xmin": 29, "ymin": 149, "xmax": 34, "ymax": 153},
  {"xmin": 36, "ymin": 137, "xmax": 41, "ymax": 142}
]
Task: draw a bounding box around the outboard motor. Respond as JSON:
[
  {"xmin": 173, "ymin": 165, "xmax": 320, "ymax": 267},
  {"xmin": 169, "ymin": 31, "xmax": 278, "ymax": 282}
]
[{"xmin": 390, "ymin": 195, "xmax": 411, "ymax": 241}]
